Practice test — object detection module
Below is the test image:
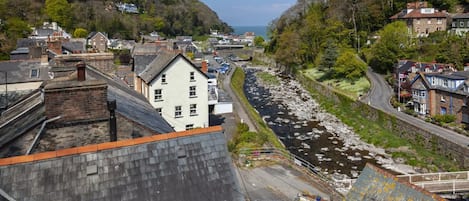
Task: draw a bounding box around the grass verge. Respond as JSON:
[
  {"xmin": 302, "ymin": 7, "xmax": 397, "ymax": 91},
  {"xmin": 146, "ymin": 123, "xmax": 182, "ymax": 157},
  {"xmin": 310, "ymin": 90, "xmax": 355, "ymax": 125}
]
[
  {"xmin": 298, "ymin": 72, "xmax": 460, "ymax": 172},
  {"xmin": 229, "ymin": 67, "xmax": 284, "ymax": 152},
  {"xmin": 257, "ymin": 71, "xmax": 280, "ymax": 85}
]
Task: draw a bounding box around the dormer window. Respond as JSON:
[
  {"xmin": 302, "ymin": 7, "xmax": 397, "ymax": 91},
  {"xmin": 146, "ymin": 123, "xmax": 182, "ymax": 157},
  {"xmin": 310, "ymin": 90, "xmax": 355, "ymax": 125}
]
[
  {"xmin": 443, "ymin": 79, "xmax": 448, "ymax": 87},
  {"xmin": 30, "ymin": 69, "xmax": 39, "ymax": 78}
]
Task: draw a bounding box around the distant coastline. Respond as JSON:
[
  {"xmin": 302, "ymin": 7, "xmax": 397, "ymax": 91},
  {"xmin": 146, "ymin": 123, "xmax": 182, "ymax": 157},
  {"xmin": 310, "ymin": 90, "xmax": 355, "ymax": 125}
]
[{"xmin": 232, "ymin": 26, "xmax": 268, "ymax": 39}]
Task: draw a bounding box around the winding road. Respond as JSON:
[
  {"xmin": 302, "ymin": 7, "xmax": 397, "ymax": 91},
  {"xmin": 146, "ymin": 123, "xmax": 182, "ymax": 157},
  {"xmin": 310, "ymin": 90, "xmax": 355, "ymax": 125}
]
[{"xmin": 363, "ymin": 68, "xmax": 469, "ymax": 148}]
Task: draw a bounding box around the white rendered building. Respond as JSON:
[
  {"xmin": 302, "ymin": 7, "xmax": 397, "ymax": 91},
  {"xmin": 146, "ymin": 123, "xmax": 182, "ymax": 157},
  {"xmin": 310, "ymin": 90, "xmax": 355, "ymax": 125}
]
[{"xmin": 136, "ymin": 50, "xmax": 209, "ymax": 131}]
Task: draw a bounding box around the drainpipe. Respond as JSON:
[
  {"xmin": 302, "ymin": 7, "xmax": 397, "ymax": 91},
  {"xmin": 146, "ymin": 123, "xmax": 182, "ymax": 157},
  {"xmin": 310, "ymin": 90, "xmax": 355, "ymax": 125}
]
[{"xmin": 107, "ymin": 100, "xmax": 117, "ymax": 142}]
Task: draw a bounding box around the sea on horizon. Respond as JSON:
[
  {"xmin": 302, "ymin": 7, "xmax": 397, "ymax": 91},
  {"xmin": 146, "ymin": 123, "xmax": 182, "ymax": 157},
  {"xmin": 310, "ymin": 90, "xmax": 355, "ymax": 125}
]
[{"xmin": 232, "ymin": 25, "xmax": 268, "ymax": 39}]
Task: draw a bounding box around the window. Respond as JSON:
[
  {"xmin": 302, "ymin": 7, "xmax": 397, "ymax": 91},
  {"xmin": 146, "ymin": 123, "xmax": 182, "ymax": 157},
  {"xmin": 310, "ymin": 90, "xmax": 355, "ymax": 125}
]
[
  {"xmin": 452, "ymin": 22, "xmax": 456, "ymax": 28},
  {"xmin": 416, "ymin": 19, "xmax": 420, "ymax": 24},
  {"xmin": 30, "ymin": 69, "xmax": 39, "ymax": 78},
  {"xmin": 156, "ymin": 108, "xmax": 162, "ymax": 116},
  {"xmin": 420, "ymin": 91, "xmax": 426, "ymax": 97},
  {"xmin": 190, "ymin": 72, "xmax": 195, "ymax": 81},
  {"xmin": 190, "ymin": 104, "xmax": 197, "ymax": 116},
  {"xmin": 441, "ymin": 95, "xmax": 446, "ymax": 102},
  {"xmin": 467, "ymin": 21, "xmax": 469, "ymax": 28},
  {"xmin": 443, "ymin": 79, "xmax": 448, "ymax": 87},
  {"xmin": 437, "ymin": 19, "xmax": 442, "ymax": 24},
  {"xmin": 427, "ymin": 19, "xmax": 431, "ymax": 24},
  {"xmin": 461, "ymin": 21, "xmax": 465, "ymax": 27},
  {"xmin": 154, "ymin": 89, "xmax": 162, "ymax": 101},
  {"xmin": 185, "ymin": 124, "xmax": 194, "ymax": 130},
  {"xmin": 189, "ymin": 86, "xmax": 196, "ymax": 97},
  {"xmin": 175, "ymin": 106, "xmax": 182, "ymax": 118},
  {"xmin": 161, "ymin": 74, "xmax": 166, "ymax": 84},
  {"xmin": 440, "ymin": 107, "xmax": 447, "ymax": 115}
]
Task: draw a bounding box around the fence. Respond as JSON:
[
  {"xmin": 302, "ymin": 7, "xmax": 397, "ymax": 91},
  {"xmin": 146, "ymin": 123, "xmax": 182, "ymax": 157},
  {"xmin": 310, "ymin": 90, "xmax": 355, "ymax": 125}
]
[{"xmin": 239, "ymin": 148, "xmax": 353, "ymax": 196}]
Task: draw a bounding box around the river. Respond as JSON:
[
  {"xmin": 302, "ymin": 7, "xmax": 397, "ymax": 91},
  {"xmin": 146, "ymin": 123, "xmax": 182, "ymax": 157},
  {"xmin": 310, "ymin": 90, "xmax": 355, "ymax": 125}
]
[{"xmin": 243, "ymin": 67, "xmax": 413, "ymax": 180}]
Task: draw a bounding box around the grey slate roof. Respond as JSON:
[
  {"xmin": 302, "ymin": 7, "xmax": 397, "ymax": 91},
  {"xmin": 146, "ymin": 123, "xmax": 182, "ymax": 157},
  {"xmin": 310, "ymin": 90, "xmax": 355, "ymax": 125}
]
[
  {"xmin": 86, "ymin": 66, "xmax": 174, "ymax": 134},
  {"xmin": 139, "ymin": 50, "xmax": 178, "ymax": 83},
  {"xmin": 345, "ymin": 164, "xmax": 444, "ymax": 201},
  {"xmin": 62, "ymin": 41, "xmax": 85, "ymax": 53},
  {"xmin": 0, "ymin": 130, "xmax": 243, "ymax": 201},
  {"xmin": 0, "ymin": 60, "xmax": 50, "ymax": 84},
  {"xmin": 139, "ymin": 51, "xmax": 209, "ymax": 84},
  {"xmin": 133, "ymin": 54, "xmax": 157, "ymax": 75}
]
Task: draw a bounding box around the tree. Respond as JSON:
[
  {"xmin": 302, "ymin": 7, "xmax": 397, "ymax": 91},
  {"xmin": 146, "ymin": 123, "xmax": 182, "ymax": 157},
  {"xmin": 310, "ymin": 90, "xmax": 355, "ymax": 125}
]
[
  {"xmin": 318, "ymin": 38, "xmax": 338, "ymax": 72},
  {"xmin": 73, "ymin": 28, "xmax": 88, "ymax": 38},
  {"xmin": 45, "ymin": 0, "xmax": 73, "ymax": 30},
  {"xmin": 367, "ymin": 21, "xmax": 410, "ymax": 73},
  {"xmin": 253, "ymin": 36, "xmax": 265, "ymax": 47},
  {"xmin": 333, "ymin": 49, "xmax": 367, "ymax": 80}
]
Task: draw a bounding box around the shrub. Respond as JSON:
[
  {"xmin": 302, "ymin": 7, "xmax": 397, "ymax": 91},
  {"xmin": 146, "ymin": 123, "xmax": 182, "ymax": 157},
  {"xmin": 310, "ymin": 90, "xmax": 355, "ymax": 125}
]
[{"xmin": 433, "ymin": 114, "xmax": 456, "ymax": 124}]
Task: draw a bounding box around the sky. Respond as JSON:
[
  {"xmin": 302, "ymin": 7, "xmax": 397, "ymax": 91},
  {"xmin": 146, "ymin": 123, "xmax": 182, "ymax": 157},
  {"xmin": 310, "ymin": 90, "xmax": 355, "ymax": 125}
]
[{"xmin": 200, "ymin": 0, "xmax": 296, "ymax": 26}]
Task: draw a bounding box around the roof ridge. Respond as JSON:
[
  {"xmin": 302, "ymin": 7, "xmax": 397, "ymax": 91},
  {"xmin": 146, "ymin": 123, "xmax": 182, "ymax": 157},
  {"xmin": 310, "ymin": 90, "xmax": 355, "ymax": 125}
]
[{"xmin": 0, "ymin": 126, "xmax": 223, "ymax": 166}]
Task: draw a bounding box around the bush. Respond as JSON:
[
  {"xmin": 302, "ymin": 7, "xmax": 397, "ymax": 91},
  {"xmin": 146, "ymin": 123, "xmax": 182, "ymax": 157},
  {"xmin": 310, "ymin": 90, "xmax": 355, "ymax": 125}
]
[{"xmin": 433, "ymin": 114, "xmax": 456, "ymax": 124}]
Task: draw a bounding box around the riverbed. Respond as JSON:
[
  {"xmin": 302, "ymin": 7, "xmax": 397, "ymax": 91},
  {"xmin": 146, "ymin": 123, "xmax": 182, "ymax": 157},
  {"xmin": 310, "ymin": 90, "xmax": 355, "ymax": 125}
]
[{"xmin": 243, "ymin": 67, "xmax": 416, "ymax": 180}]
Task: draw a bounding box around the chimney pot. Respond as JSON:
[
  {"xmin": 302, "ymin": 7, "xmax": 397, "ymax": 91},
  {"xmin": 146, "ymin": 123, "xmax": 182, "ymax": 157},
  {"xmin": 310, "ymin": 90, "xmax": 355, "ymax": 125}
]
[{"xmin": 77, "ymin": 61, "xmax": 86, "ymax": 81}]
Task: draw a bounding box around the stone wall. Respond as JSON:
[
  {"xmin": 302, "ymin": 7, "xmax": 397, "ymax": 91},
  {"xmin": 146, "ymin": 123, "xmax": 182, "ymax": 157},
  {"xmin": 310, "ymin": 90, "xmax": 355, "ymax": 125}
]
[
  {"xmin": 44, "ymin": 80, "xmax": 109, "ymax": 124},
  {"xmin": 296, "ymin": 72, "xmax": 469, "ymax": 168}
]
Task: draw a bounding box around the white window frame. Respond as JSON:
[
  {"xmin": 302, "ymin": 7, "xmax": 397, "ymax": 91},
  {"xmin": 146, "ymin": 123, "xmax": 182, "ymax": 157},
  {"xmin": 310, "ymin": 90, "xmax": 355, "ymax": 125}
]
[
  {"xmin": 161, "ymin": 74, "xmax": 166, "ymax": 84},
  {"xmin": 189, "ymin": 86, "xmax": 196, "ymax": 97},
  {"xmin": 175, "ymin": 106, "xmax": 182, "ymax": 118},
  {"xmin": 185, "ymin": 124, "xmax": 194, "ymax": 130},
  {"xmin": 190, "ymin": 104, "xmax": 197, "ymax": 116},
  {"xmin": 154, "ymin": 89, "xmax": 162, "ymax": 101},
  {"xmin": 443, "ymin": 79, "xmax": 448, "ymax": 87},
  {"xmin": 190, "ymin": 71, "xmax": 195, "ymax": 81},
  {"xmin": 30, "ymin": 69, "xmax": 39, "ymax": 78}
]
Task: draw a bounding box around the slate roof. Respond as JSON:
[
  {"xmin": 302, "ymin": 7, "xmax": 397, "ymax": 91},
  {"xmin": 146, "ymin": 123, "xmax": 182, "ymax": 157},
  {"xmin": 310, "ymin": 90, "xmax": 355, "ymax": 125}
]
[
  {"xmin": 452, "ymin": 13, "xmax": 469, "ymax": 19},
  {"xmin": 139, "ymin": 50, "xmax": 208, "ymax": 84},
  {"xmin": 62, "ymin": 41, "xmax": 85, "ymax": 53},
  {"xmin": 86, "ymin": 66, "xmax": 174, "ymax": 134},
  {"xmin": 391, "ymin": 9, "xmax": 447, "ymax": 20},
  {"xmin": 0, "ymin": 60, "xmax": 50, "ymax": 84},
  {"xmin": 16, "ymin": 38, "xmax": 46, "ymax": 48},
  {"xmin": 345, "ymin": 164, "xmax": 445, "ymax": 201},
  {"xmin": 133, "ymin": 54, "xmax": 157, "ymax": 75},
  {"xmin": 0, "ymin": 126, "xmax": 243, "ymax": 201},
  {"xmin": 139, "ymin": 50, "xmax": 178, "ymax": 83}
]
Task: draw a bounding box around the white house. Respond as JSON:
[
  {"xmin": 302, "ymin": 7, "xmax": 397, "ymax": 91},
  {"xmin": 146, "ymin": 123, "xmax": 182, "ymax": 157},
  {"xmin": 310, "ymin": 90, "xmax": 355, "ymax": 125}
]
[{"xmin": 136, "ymin": 50, "xmax": 209, "ymax": 131}]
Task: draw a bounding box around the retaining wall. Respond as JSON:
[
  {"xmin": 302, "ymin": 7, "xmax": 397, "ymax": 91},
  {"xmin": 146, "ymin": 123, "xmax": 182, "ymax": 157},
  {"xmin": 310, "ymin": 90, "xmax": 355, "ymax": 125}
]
[{"xmin": 295, "ymin": 72, "xmax": 469, "ymax": 168}]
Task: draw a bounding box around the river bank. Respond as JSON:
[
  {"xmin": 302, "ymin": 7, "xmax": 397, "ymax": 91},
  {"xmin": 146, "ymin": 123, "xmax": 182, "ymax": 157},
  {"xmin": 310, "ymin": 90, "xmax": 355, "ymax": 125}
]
[{"xmin": 243, "ymin": 66, "xmax": 417, "ymax": 180}]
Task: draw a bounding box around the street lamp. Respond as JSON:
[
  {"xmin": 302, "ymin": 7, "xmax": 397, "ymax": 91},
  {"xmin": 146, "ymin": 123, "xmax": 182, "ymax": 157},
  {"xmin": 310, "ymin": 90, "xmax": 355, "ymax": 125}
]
[{"xmin": 0, "ymin": 71, "xmax": 7, "ymax": 111}]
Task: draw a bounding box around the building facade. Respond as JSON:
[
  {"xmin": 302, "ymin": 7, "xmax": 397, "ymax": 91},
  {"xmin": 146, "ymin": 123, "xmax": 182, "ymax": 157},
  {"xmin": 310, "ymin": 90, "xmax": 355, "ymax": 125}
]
[
  {"xmin": 136, "ymin": 51, "xmax": 208, "ymax": 131},
  {"xmin": 451, "ymin": 13, "xmax": 469, "ymax": 36}
]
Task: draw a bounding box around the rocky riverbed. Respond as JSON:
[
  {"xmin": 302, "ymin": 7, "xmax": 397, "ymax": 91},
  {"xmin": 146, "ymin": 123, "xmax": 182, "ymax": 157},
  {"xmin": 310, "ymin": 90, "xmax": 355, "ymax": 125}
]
[{"xmin": 243, "ymin": 67, "xmax": 416, "ymax": 182}]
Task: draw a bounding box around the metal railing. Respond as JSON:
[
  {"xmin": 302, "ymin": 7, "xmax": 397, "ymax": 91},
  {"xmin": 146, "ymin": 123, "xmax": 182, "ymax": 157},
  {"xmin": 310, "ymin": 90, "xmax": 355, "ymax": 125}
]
[{"xmin": 238, "ymin": 148, "xmax": 354, "ymax": 193}]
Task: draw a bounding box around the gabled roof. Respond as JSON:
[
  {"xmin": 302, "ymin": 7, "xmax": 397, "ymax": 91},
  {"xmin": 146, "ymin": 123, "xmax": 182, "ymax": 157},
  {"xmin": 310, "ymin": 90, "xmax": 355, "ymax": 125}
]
[
  {"xmin": 410, "ymin": 72, "xmax": 431, "ymax": 90},
  {"xmin": 133, "ymin": 54, "xmax": 157, "ymax": 75},
  {"xmin": 88, "ymin": 32, "xmax": 108, "ymax": 40},
  {"xmin": 16, "ymin": 38, "xmax": 46, "ymax": 48},
  {"xmin": 86, "ymin": 66, "xmax": 174, "ymax": 134},
  {"xmin": 390, "ymin": 8, "xmax": 447, "ymax": 20},
  {"xmin": 346, "ymin": 164, "xmax": 445, "ymax": 201},
  {"xmin": 0, "ymin": 126, "xmax": 243, "ymax": 201},
  {"xmin": 139, "ymin": 50, "xmax": 208, "ymax": 84}
]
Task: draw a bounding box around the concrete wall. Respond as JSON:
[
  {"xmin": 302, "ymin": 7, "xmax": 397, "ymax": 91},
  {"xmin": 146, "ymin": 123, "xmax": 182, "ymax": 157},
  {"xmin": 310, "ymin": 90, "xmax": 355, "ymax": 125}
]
[{"xmin": 296, "ymin": 72, "xmax": 469, "ymax": 168}]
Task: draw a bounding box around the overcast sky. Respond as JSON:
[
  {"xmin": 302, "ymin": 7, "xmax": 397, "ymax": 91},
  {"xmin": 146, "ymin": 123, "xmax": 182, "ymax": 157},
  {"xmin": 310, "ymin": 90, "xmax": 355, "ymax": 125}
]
[{"xmin": 200, "ymin": 0, "xmax": 296, "ymax": 26}]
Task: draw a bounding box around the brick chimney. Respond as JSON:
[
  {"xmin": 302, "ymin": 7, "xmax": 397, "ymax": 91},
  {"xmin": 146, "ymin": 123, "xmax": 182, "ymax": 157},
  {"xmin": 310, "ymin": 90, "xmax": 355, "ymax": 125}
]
[
  {"xmin": 47, "ymin": 39, "xmax": 62, "ymax": 55},
  {"xmin": 201, "ymin": 60, "xmax": 208, "ymax": 74},
  {"xmin": 76, "ymin": 61, "xmax": 86, "ymax": 81}
]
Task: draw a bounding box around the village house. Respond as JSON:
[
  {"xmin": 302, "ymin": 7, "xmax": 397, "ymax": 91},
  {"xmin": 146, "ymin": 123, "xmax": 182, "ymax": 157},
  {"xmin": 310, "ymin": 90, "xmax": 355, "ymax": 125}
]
[
  {"xmin": 451, "ymin": 13, "xmax": 469, "ymax": 36},
  {"xmin": 410, "ymin": 70, "xmax": 469, "ymax": 124},
  {"xmin": 87, "ymin": 32, "xmax": 109, "ymax": 52},
  {"xmin": 134, "ymin": 49, "xmax": 209, "ymax": 131},
  {"xmin": 390, "ymin": 1, "xmax": 448, "ymax": 37}
]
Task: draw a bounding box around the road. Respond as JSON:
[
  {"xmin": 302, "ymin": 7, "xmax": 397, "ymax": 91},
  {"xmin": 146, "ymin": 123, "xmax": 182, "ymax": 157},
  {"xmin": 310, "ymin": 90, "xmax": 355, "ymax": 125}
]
[{"xmin": 362, "ymin": 68, "xmax": 469, "ymax": 147}]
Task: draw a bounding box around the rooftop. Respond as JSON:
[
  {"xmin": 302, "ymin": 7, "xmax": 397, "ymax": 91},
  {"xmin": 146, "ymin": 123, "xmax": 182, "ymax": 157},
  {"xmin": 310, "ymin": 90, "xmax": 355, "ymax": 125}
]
[{"xmin": 0, "ymin": 126, "xmax": 243, "ymax": 201}]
